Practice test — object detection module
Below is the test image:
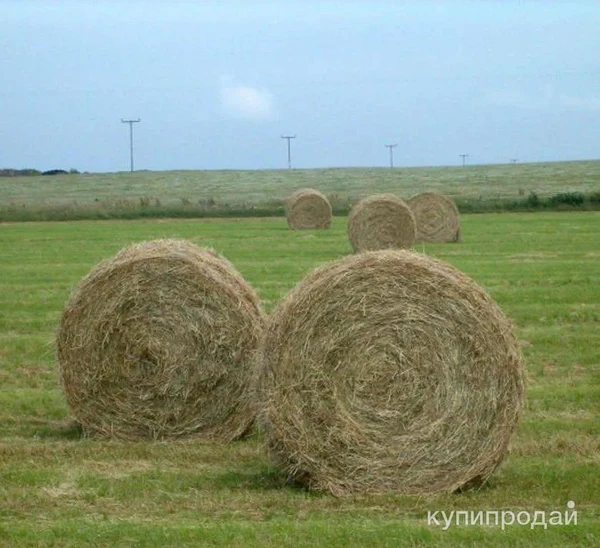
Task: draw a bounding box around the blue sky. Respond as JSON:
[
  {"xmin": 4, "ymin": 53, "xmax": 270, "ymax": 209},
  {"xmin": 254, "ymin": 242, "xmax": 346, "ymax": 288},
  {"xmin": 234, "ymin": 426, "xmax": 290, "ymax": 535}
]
[{"xmin": 1, "ymin": 0, "xmax": 599, "ymax": 172}]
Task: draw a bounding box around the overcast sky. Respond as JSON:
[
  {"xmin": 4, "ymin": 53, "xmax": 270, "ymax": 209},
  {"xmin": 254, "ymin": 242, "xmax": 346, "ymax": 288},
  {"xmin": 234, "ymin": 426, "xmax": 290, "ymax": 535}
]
[{"xmin": 1, "ymin": 0, "xmax": 599, "ymax": 172}]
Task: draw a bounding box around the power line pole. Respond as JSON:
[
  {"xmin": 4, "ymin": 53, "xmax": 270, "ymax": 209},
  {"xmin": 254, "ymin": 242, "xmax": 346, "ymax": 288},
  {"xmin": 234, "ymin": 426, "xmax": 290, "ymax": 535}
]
[
  {"xmin": 121, "ymin": 118, "xmax": 141, "ymax": 172},
  {"xmin": 385, "ymin": 143, "xmax": 398, "ymax": 168},
  {"xmin": 459, "ymin": 153, "xmax": 469, "ymax": 167},
  {"xmin": 281, "ymin": 135, "xmax": 296, "ymax": 169}
]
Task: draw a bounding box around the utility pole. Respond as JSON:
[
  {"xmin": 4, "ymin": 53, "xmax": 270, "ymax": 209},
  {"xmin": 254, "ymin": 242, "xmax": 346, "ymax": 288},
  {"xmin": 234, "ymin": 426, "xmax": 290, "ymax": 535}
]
[
  {"xmin": 385, "ymin": 143, "xmax": 398, "ymax": 168},
  {"xmin": 281, "ymin": 135, "xmax": 296, "ymax": 169},
  {"xmin": 121, "ymin": 118, "xmax": 141, "ymax": 172},
  {"xmin": 459, "ymin": 153, "xmax": 469, "ymax": 167}
]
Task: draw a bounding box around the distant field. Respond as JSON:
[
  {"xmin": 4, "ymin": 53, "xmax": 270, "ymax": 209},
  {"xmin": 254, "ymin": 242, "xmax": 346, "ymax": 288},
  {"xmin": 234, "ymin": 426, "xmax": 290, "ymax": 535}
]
[
  {"xmin": 0, "ymin": 212, "xmax": 598, "ymax": 546},
  {"xmin": 0, "ymin": 160, "xmax": 599, "ymax": 221}
]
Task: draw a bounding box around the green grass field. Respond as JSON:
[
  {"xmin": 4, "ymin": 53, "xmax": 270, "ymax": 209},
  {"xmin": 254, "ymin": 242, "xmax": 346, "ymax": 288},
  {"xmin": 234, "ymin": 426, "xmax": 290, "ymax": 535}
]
[
  {"xmin": 0, "ymin": 211, "xmax": 598, "ymax": 546},
  {"xmin": 1, "ymin": 160, "xmax": 599, "ymax": 221}
]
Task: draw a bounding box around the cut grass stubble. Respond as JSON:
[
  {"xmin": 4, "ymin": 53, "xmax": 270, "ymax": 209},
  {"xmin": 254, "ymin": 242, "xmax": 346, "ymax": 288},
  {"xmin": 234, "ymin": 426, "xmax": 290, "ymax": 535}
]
[{"xmin": 0, "ymin": 212, "xmax": 598, "ymax": 545}]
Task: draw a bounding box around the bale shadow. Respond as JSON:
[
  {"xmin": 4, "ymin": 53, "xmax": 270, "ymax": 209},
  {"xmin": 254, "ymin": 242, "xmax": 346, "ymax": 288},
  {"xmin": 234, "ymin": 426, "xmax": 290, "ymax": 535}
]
[
  {"xmin": 211, "ymin": 468, "xmax": 322, "ymax": 496},
  {"xmin": 24, "ymin": 418, "xmax": 83, "ymax": 440}
]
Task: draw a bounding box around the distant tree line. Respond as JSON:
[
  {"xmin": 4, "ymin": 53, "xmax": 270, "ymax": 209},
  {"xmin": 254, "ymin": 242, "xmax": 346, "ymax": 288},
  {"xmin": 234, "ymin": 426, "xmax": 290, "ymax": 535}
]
[{"xmin": 0, "ymin": 168, "xmax": 80, "ymax": 177}]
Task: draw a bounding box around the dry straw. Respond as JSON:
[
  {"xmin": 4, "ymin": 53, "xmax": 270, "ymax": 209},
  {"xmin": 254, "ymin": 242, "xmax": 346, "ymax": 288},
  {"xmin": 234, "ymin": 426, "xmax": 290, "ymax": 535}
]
[
  {"xmin": 56, "ymin": 239, "xmax": 266, "ymax": 441},
  {"xmin": 259, "ymin": 250, "xmax": 525, "ymax": 495},
  {"xmin": 347, "ymin": 194, "xmax": 416, "ymax": 252},
  {"xmin": 407, "ymin": 192, "xmax": 461, "ymax": 243},
  {"xmin": 286, "ymin": 188, "xmax": 332, "ymax": 229}
]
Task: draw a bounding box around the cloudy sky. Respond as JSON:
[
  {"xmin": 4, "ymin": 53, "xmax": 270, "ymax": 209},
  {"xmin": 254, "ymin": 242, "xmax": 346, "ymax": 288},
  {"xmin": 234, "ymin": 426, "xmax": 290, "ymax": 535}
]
[{"xmin": 1, "ymin": 0, "xmax": 599, "ymax": 172}]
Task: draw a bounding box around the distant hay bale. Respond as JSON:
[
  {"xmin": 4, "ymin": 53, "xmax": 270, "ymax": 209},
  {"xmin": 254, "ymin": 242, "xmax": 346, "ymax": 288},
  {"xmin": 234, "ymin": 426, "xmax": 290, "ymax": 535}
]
[
  {"xmin": 56, "ymin": 239, "xmax": 266, "ymax": 441},
  {"xmin": 407, "ymin": 192, "xmax": 460, "ymax": 242},
  {"xmin": 347, "ymin": 194, "xmax": 416, "ymax": 252},
  {"xmin": 286, "ymin": 188, "xmax": 332, "ymax": 229},
  {"xmin": 259, "ymin": 250, "xmax": 525, "ymax": 495}
]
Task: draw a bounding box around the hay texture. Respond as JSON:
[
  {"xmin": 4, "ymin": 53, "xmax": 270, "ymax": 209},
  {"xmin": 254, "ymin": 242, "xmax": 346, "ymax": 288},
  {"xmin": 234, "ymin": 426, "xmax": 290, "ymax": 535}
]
[
  {"xmin": 286, "ymin": 188, "xmax": 332, "ymax": 229},
  {"xmin": 56, "ymin": 239, "xmax": 266, "ymax": 441},
  {"xmin": 407, "ymin": 192, "xmax": 460, "ymax": 242},
  {"xmin": 347, "ymin": 194, "xmax": 416, "ymax": 252},
  {"xmin": 260, "ymin": 250, "xmax": 525, "ymax": 495}
]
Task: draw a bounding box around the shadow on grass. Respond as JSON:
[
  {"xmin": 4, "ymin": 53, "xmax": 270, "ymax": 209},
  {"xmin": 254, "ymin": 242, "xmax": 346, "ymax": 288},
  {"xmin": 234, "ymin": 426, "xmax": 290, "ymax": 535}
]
[
  {"xmin": 454, "ymin": 476, "xmax": 495, "ymax": 495},
  {"xmin": 212, "ymin": 468, "xmax": 323, "ymax": 496},
  {"xmin": 24, "ymin": 418, "xmax": 83, "ymax": 440}
]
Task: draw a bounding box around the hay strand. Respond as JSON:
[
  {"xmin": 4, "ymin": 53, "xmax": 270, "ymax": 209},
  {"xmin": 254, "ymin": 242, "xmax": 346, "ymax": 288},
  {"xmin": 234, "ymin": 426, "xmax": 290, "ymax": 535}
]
[
  {"xmin": 56, "ymin": 239, "xmax": 266, "ymax": 441},
  {"xmin": 347, "ymin": 194, "xmax": 416, "ymax": 252},
  {"xmin": 259, "ymin": 250, "xmax": 525, "ymax": 495},
  {"xmin": 407, "ymin": 192, "xmax": 460, "ymax": 242},
  {"xmin": 286, "ymin": 188, "xmax": 332, "ymax": 229}
]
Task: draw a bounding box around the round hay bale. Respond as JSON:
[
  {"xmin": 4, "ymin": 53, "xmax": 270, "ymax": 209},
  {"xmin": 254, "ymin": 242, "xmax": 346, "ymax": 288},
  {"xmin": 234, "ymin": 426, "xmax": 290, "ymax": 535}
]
[
  {"xmin": 56, "ymin": 239, "xmax": 266, "ymax": 441},
  {"xmin": 407, "ymin": 192, "xmax": 460, "ymax": 242},
  {"xmin": 259, "ymin": 250, "xmax": 525, "ymax": 495},
  {"xmin": 347, "ymin": 194, "xmax": 416, "ymax": 252},
  {"xmin": 286, "ymin": 188, "xmax": 332, "ymax": 230}
]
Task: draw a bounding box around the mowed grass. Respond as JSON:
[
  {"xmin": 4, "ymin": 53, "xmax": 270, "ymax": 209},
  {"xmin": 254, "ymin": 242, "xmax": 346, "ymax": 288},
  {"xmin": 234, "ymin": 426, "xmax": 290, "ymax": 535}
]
[{"xmin": 0, "ymin": 212, "xmax": 599, "ymax": 547}]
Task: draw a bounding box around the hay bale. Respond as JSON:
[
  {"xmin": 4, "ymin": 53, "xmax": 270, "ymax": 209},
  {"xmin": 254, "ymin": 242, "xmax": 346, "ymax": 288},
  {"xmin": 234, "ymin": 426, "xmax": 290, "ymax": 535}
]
[
  {"xmin": 347, "ymin": 194, "xmax": 416, "ymax": 252},
  {"xmin": 259, "ymin": 250, "xmax": 525, "ymax": 495},
  {"xmin": 407, "ymin": 192, "xmax": 460, "ymax": 242},
  {"xmin": 286, "ymin": 188, "xmax": 332, "ymax": 229},
  {"xmin": 56, "ymin": 239, "xmax": 266, "ymax": 441}
]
